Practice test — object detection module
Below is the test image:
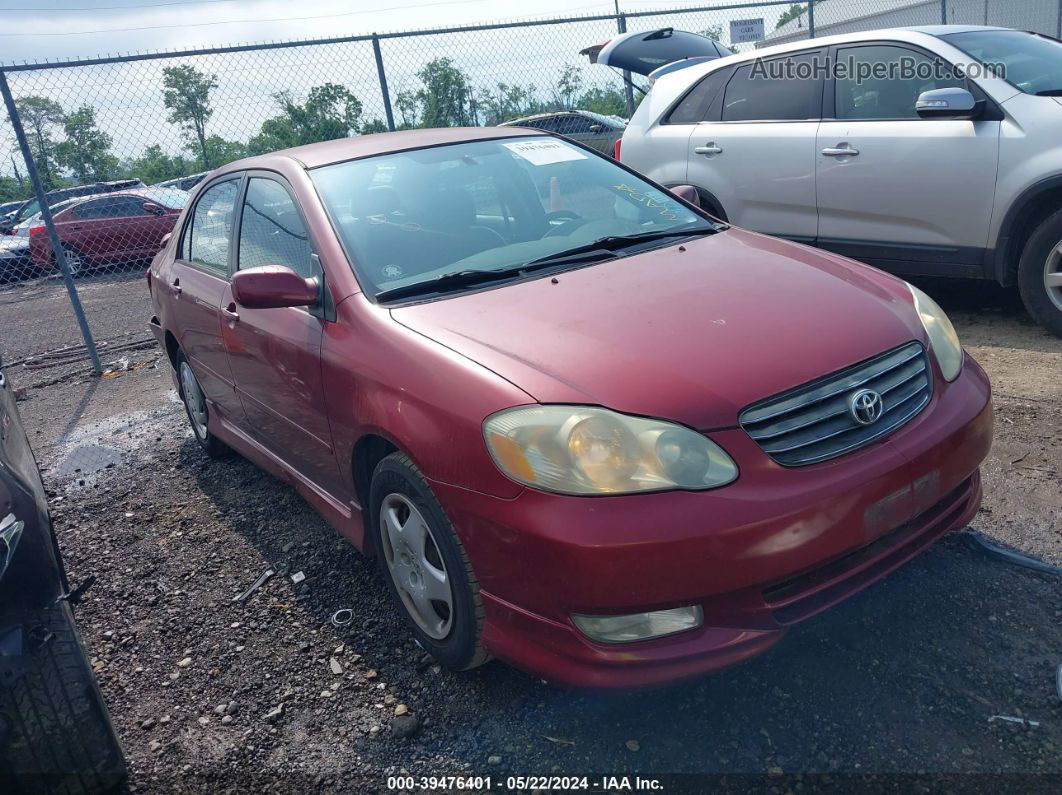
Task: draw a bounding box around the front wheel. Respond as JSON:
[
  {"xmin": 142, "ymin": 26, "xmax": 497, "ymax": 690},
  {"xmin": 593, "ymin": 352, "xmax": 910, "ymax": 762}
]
[
  {"xmin": 370, "ymin": 452, "xmax": 488, "ymax": 671},
  {"xmin": 1017, "ymin": 209, "xmax": 1062, "ymax": 338},
  {"xmin": 58, "ymin": 246, "xmax": 87, "ymax": 278}
]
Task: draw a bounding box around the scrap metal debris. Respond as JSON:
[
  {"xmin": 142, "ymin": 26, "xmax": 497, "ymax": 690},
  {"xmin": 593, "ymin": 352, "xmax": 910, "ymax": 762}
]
[
  {"xmin": 988, "ymin": 715, "xmax": 1040, "ymax": 728},
  {"xmin": 232, "ymin": 567, "xmax": 275, "ymax": 603},
  {"xmin": 290, "ymin": 570, "xmax": 306, "ymax": 585},
  {"xmin": 965, "ymin": 532, "xmax": 1062, "ymax": 577},
  {"xmin": 331, "ymin": 608, "xmax": 354, "ymax": 627}
]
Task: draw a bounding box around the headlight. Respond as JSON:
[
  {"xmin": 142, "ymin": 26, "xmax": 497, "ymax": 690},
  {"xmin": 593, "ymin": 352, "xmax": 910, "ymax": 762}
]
[
  {"xmin": 908, "ymin": 283, "xmax": 963, "ymax": 381},
  {"xmin": 483, "ymin": 405, "xmax": 738, "ymax": 495}
]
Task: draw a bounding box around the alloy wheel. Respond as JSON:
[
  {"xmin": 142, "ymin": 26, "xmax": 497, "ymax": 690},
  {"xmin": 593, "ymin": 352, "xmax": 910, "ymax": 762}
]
[
  {"xmin": 179, "ymin": 361, "xmax": 209, "ymax": 441},
  {"xmin": 1045, "ymin": 238, "xmax": 1062, "ymax": 313},
  {"xmin": 61, "ymin": 248, "xmax": 84, "ymax": 277},
  {"xmin": 379, "ymin": 492, "xmax": 453, "ymax": 640}
]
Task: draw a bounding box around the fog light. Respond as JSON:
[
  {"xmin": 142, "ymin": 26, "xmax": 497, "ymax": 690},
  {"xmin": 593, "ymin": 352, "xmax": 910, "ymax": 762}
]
[{"xmin": 571, "ymin": 606, "xmax": 702, "ymax": 644}]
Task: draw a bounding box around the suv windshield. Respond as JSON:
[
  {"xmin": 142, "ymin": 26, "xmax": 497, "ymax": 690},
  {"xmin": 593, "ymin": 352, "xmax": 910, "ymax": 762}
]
[
  {"xmin": 944, "ymin": 29, "xmax": 1062, "ymax": 94},
  {"xmin": 311, "ymin": 136, "xmax": 709, "ymax": 300}
]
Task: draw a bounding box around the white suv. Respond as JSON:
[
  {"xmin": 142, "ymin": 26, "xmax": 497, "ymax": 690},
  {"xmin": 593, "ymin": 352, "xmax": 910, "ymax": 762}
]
[{"xmin": 620, "ymin": 25, "xmax": 1062, "ymax": 337}]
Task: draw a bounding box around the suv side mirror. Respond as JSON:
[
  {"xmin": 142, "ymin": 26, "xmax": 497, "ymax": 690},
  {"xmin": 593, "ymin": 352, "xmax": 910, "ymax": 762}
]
[
  {"xmin": 916, "ymin": 87, "xmax": 980, "ymax": 119},
  {"xmin": 669, "ymin": 184, "xmax": 701, "ymax": 207},
  {"xmin": 231, "ymin": 265, "xmax": 319, "ymax": 309}
]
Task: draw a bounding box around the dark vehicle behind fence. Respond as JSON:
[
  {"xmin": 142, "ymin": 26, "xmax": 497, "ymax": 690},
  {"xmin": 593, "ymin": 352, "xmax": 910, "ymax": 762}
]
[{"xmin": 0, "ymin": 356, "xmax": 126, "ymax": 792}]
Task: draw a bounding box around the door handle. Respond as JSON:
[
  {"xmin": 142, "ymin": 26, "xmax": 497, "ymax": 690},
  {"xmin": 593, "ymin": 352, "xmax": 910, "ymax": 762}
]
[
  {"xmin": 822, "ymin": 146, "xmax": 859, "ymax": 157},
  {"xmin": 694, "ymin": 143, "xmax": 723, "ymax": 155},
  {"xmin": 223, "ymin": 303, "xmax": 240, "ymax": 323},
  {"xmin": 170, "ymin": 277, "xmax": 181, "ymax": 295}
]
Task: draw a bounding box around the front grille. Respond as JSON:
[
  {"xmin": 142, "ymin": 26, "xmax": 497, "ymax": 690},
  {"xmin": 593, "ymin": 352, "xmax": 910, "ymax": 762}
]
[{"xmin": 739, "ymin": 342, "xmax": 932, "ymax": 466}]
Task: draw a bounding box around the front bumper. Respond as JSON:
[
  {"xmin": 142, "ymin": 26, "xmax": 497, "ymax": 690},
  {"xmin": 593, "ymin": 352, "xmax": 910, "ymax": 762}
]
[{"xmin": 432, "ymin": 355, "xmax": 992, "ymax": 687}]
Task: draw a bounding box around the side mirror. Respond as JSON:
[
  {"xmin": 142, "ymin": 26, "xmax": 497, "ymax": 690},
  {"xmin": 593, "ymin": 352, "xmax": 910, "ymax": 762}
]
[
  {"xmin": 231, "ymin": 265, "xmax": 319, "ymax": 309},
  {"xmin": 142, "ymin": 201, "xmax": 165, "ymax": 216},
  {"xmin": 589, "ymin": 123, "xmax": 604, "ymax": 133},
  {"xmin": 669, "ymin": 184, "xmax": 701, "ymax": 208},
  {"xmin": 916, "ymin": 87, "xmax": 980, "ymax": 119}
]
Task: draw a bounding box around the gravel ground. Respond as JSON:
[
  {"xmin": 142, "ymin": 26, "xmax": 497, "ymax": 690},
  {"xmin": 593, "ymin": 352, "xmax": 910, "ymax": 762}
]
[{"xmin": 6, "ymin": 278, "xmax": 1062, "ymax": 793}]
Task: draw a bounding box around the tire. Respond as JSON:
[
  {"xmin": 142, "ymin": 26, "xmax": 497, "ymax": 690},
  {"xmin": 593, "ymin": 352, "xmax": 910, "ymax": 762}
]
[
  {"xmin": 58, "ymin": 247, "xmax": 87, "ymax": 279},
  {"xmin": 0, "ymin": 601, "xmax": 127, "ymax": 794},
  {"xmin": 369, "ymin": 452, "xmax": 489, "ymax": 671},
  {"xmin": 1017, "ymin": 209, "xmax": 1062, "ymax": 338},
  {"xmin": 175, "ymin": 350, "xmax": 228, "ymax": 459}
]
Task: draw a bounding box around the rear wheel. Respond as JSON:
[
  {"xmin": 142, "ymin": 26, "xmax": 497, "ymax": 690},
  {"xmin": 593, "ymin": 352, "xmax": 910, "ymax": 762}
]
[
  {"xmin": 0, "ymin": 602, "xmax": 127, "ymax": 793},
  {"xmin": 370, "ymin": 453, "xmax": 488, "ymax": 671},
  {"xmin": 176, "ymin": 351, "xmax": 228, "ymax": 458},
  {"xmin": 1017, "ymin": 209, "xmax": 1062, "ymax": 338}
]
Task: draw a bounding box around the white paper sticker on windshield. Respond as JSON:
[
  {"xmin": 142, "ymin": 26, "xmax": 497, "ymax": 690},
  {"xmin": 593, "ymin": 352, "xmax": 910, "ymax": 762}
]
[{"xmin": 503, "ymin": 139, "xmax": 587, "ymax": 166}]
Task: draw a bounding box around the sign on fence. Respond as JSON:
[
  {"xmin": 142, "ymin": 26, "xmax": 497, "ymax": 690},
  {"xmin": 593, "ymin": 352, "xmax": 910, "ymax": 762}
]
[{"xmin": 729, "ymin": 18, "xmax": 765, "ymax": 43}]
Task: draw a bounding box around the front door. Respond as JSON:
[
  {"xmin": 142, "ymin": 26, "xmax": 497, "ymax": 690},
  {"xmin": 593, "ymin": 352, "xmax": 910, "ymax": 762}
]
[
  {"xmin": 222, "ymin": 174, "xmax": 341, "ymax": 495},
  {"xmin": 168, "ymin": 177, "xmax": 243, "ymax": 424},
  {"xmin": 687, "ymin": 50, "xmax": 823, "ymax": 241},
  {"xmin": 815, "ymin": 43, "xmax": 1001, "ymax": 272}
]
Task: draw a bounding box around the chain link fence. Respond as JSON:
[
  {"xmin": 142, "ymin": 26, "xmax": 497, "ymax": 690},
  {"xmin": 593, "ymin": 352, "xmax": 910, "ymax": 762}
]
[{"xmin": 0, "ymin": 0, "xmax": 1058, "ymax": 476}]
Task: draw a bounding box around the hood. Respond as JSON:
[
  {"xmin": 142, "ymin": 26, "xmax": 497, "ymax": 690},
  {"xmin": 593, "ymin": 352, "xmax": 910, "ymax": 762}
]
[
  {"xmin": 391, "ymin": 229, "xmax": 925, "ymax": 430},
  {"xmin": 580, "ymin": 28, "xmax": 731, "ymax": 76}
]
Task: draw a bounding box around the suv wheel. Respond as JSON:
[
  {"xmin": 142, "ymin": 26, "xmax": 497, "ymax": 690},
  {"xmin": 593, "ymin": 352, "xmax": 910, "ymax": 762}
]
[
  {"xmin": 176, "ymin": 351, "xmax": 229, "ymax": 458},
  {"xmin": 369, "ymin": 452, "xmax": 489, "ymax": 671},
  {"xmin": 1018, "ymin": 209, "xmax": 1062, "ymax": 337}
]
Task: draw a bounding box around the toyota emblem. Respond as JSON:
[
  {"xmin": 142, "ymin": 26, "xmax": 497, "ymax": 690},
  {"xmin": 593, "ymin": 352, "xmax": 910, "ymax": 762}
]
[{"xmin": 848, "ymin": 388, "xmax": 884, "ymax": 425}]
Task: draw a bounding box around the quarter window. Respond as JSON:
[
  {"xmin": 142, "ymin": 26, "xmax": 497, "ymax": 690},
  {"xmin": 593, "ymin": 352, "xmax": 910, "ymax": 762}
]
[
  {"xmin": 184, "ymin": 179, "xmax": 238, "ymax": 274},
  {"xmin": 834, "ymin": 45, "xmax": 965, "ymax": 120},
  {"xmin": 237, "ymin": 177, "xmax": 314, "ymax": 278},
  {"xmin": 667, "ymin": 68, "xmax": 731, "ymax": 124},
  {"xmin": 721, "ymin": 52, "xmax": 821, "ymax": 121}
]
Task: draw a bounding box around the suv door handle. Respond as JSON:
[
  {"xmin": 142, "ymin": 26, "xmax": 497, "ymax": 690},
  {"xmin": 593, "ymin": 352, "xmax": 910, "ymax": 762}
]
[
  {"xmin": 170, "ymin": 277, "xmax": 181, "ymax": 296},
  {"xmin": 222, "ymin": 303, "xmax": 240, "ymax": 323},
  {"xmin": 694, "ymin": 143, "xmax": 723, "ymax": 155},
  {"xmin": 822, "ymin": 146, "xmax": 859, "ymax": 157}
]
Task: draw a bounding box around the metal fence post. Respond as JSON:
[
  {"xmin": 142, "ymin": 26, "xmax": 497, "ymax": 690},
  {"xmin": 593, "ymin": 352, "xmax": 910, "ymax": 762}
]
[
  {"xmin": 372, "ymin": 34, "xmax": 396, "ymax": 132},
  {"xmin": 1057, "ymin": 0, "xmax": 1061, "ymax": 39},
  {"xmin": 808, "ymin": 0, "xmax": 815, "ymax": 38},
  {"xmin": 0, "ymin": 70, "xmax": 102, "ymax": 375},
  {"xmin": 617, "ymin": 12, "xmax": 636, "ymax": 118},
  {"xmin": 941, "ymin": 0, "xmax": 948, "ymax": 24}
]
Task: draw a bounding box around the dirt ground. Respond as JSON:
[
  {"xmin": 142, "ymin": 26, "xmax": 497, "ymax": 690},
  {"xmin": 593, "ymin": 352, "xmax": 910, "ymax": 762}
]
[{"xmin": 7, "ymin": 277, "xmax": 1062, "ymax": 793}]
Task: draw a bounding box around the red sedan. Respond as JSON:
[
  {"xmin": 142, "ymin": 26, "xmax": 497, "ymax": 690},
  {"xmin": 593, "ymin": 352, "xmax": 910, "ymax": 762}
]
[
  {"xmin": 147, "ymin": 128, "xmax": 991, "ymax": 687},
  {"xmin": 27, "ymin": 188, "xmax": 188, "ymax": 276}
]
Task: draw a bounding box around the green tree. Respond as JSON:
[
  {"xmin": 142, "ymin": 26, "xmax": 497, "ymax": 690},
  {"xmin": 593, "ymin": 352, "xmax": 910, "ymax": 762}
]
[
  {"xmin": 361, "ymin": 118, "xmax": 389, "ymax": 134},
  {"xmin": 415, "ymin": 58, "xmax": 472, "ymax": 127},
  {"xmin": 14, "ymin": 96, "xmax": 65, "ymax": 189},
  {"xmin": 248, "ymin": 83, "xmax": 364, "ymax": 154},
  {"xmin": 122, "ymin": 144, "xmax": 192, "ymax": 185},
  {"xmin": 203, "ymin": 135, "xmax": 246, "ymax": 166},
  {"xmin": 394, "ymin": 89, "xmax": 420, "ymax": 129},
  {"xmin": 775, "ymin": 4, "xmax": 808, "ymax": 29},
  {"xmin": 55, "ymin": 106, "xmax": 117, "ymax": 183},
  {"xmin": 554, "ymin": 64, "xmax": 584, "ymax": 111},
  {"xmin": 577, "ymin": 86, "xmax": 627, "ymax": 118},
  {"xmin": 162, "ymin": 65, "xmax": 218, "ymax": 169},
  {"xmin": 480, "ymin": 82, "xmax": 534, "ymax": 125}
]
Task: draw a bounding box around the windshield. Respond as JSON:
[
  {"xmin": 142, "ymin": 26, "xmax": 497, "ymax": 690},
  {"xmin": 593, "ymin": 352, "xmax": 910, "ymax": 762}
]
[
  {"xmin": 944, "ymin": 30, "xmax": 1062, "ymax": 94},
  {"xmin": 311, "ymin": 136, "xmax": 707, "ymax": 300}
]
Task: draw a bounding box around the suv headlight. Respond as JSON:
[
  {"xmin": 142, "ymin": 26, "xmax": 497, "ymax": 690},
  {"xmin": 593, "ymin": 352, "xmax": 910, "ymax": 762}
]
[
  {"xmin": 908, "ymin": 283, "xmax": 963, "ymax": 381},
  {"xmin": 483, "ymin": 405, "xmax": 738, "ymax": 496}
]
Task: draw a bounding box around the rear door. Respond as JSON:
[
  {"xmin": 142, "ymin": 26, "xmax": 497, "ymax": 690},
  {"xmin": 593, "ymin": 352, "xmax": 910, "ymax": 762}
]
[
  {"xmin": 815, "ymin": 42, "xmax": 1000, "ymax": 273},
  {"xmin": 168, "ymin": 177, "xmax": 244, "ymax": 424},
  {"xmin": 686, "ymin": 49, "xmax": 823, "ymax": 241},
  {"xmin": 223, "ymin": 173, "xmax": 340, "ymax": 494}
]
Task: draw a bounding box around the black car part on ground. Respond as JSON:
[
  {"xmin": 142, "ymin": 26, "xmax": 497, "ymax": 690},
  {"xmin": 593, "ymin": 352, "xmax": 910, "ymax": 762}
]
[{"xmin": 0, "ymin": 356, "xmax": 127, "ymax": 793}]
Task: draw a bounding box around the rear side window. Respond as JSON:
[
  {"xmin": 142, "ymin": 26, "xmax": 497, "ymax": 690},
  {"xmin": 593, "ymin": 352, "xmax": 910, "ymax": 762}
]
[
  {"xmin": 666, "ymin": 68, "xmax": 731, "ymax": 124},
  {"xmin": 183, "ymin": 179, "xmax": 239, "ymax": 274},
  {"xmin": 74, "ymin": 196, "xmax": 146, "ymax": 219},
  {"xmin": 721, "ymin": 53, "xmax": 821, "ymax": 121},
  {"xmin": 237, "ymin": 177, "xmax": 314, "ymax": 278}
]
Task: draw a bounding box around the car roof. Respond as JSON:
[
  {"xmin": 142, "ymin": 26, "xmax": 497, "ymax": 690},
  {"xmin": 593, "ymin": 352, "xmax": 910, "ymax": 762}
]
[
  {"xmin": 218, "ymin": 126, "xmax": 546, "ymax": 173},
  {"xmin": 748, "ymin": 24, "xmax": 1011, "ymax": 58}
]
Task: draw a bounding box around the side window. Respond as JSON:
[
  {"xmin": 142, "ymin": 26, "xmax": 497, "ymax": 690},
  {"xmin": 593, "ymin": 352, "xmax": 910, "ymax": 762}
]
[
  {"xmin": 721, "ymin": 52, "xmax": 821, "ymax": 121},
  {"xmin": 185, "ymin": 179, "xmax": 238, "ymax": 274},
  {"xmin": 559, "ymin": 115, "xmax": 594, "ymax": 135},
  {"xmin": 72, "ymin": 199, "xmax": 110, "ymax": 219},
  {"xmin": 104, "ymin": 196, "xmax": 151, "ymax": 217},
  {"xmin": 525, "ymin": 117, "xmax": 556, "ymax": 132},
  {"xmin": 834, "ymin": 45, "xmax": 965, "ymax": 120},
  {"xmin": 238, "ymin": 177, "xmax": 314, "ymax": 278},
  {"xmin": 667, "ymin": 68, "xmax": 732, "ymax": 124}
]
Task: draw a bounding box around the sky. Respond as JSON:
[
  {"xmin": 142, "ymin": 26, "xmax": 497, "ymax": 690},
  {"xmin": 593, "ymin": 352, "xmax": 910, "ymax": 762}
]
[{"xmin": 0, "ymin": 0, "xmax": 788, "ymax": 64}]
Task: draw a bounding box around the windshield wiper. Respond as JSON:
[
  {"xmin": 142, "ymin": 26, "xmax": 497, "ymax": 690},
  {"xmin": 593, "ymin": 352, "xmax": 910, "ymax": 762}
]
[
  {"xmin": 375, "ymin": 251, "xmax": 616, "ymax": 302},
  {"xmin": 1034, "ymin": 88, "xmax": 1062, "ymax": 96},
  {"xmin": 523, "ymin": 226, "xmax": 717, "ymax": 268}
]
